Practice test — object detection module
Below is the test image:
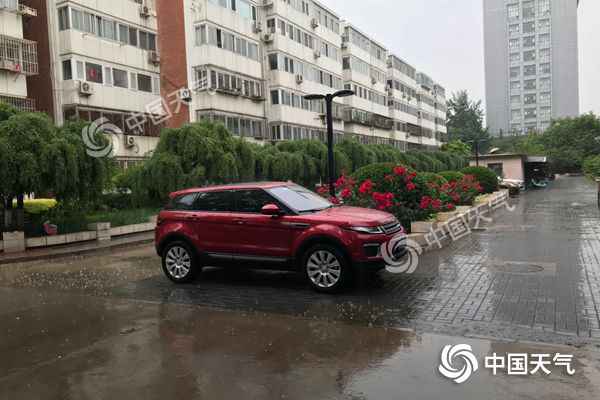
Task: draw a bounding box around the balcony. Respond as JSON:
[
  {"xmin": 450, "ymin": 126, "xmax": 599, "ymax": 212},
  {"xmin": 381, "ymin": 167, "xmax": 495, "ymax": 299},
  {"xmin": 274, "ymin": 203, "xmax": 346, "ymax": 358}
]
[
  {"xmin": 0, "ymin": 35, "xmax": 38, "ymax": 75},
  {"xmin": 0, "ymin": 94, "xmax": 35, "ymax": 112},
  {"xmin": 0, "ymin": 0, "xmax": 37, "ymax": 17}
]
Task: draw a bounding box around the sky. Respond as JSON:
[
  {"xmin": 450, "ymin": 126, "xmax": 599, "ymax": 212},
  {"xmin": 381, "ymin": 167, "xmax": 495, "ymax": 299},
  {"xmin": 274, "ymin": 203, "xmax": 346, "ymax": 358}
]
[{"xmin": 321, "ymin": 0, "xmax": 600, "ymax": 116}]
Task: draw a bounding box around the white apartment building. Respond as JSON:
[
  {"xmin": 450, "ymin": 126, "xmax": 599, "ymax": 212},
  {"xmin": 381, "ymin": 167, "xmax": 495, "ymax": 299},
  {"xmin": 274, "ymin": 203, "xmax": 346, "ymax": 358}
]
[
  {"xmin": 159, "ymin": 0, "xmax": 450, "ymax": 151},
  {"xmin": 184, "ymin": 0, "xmax": 267, "ymax": 140},
  {"xmin": 341, "ymin": 23, "xmax": 397, "ymax": 147},
  {"xmin": 24, "ymin": 0, "xmax": 164, "ymax": 165},
  {"xmin": 0, "ymin": 0, "xmax": 37, "ymax": 112}
]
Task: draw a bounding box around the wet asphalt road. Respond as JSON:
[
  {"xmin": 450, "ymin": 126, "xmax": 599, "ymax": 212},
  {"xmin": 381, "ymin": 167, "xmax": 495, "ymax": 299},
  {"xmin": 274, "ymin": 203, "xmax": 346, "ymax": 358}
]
[{"xmin": 1, "ymin": 176, "xmax": 600, "ymax": 399}]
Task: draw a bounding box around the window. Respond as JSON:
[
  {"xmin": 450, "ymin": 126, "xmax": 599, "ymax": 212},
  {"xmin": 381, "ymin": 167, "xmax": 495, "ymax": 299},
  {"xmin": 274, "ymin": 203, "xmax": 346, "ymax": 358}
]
[
  {"xmin": 522, "ymin": 1, "xmax": 535, "ymax": 19},
  {"xmin": 119, "ymin": 24, "xmax": 129, "ymax": 44},
  {"xmin": 137, "ymin": 73, "xmax": 152, "ymax": 92},
  {"xmin": 523, "ymin": 21, "xmax": 535, "ymax": 34},
  {"xmin": 539, "ymin": 78, "xmax": 551, "ymax": 90},
  {"xmin": 235, "ymin": 190, "xmax": 280, "ymax": 213},
  {"xmin": 507, "ymin": 3, "xmax": 519, "ymax": 20},
  {"xmin": 62, "ymin": 60, "xmax": 72, "ymax": 80},
  {"xmin": 509, "ymin": 24, "xmax": 520, "ymax": 37},
  {"xmin": 509, "ymin": 38, "xmax": 520, "ymax": 50},
  {"xmin": 487, "ymin": 163, "xmax": 504, "ymax": 177},
  {"xmin": 194, "ymin": 191, "xmax": 234, "ymax": 212},
  {"xmin": 113, "ymin": 68, "xmax": 128, "ymax": 88},
  {"xmin": 129, "ymin": 28, "xmax": 138, "ymax": 47},
  {"xmin": 58, "ymin": 7, "xmax": 70, "ymax": 31},
  {"xmin": 76, "ymin": 61, "xmax": 84, "ymax": 80},
  {"xmin": 104, "ymin": 67, "xmax": 112, "ymax": 85},
  {"xmin": 510, "ymin": 95, "xmax": 521, "ymax": 106},
  {"xmin": 523, "ymin": 36, "xmax": 535, "ymax": 48},
  {"xmin": 510, "ymin": 66, "xmax": 520, "ymax": 78},
  {"xmin": 510, "ymin": 52, "xmax": 520, "ymax": 63},
  {"xmin": 538, "ymin": 33, "xmax": 550, "ymax": 48},
  {"xmin": 539, "ymin": 48, "xmax": 550, "ymax": 62},
  {"xmin": 524, "ymin": 93, "xmax": 536, "ymax": 105},
  {"xmin": 85, "ymin": 62, "xmax": 103, "ymax": 83},
  {"xmin": 524, "ymin": 108, "xmax": 537, "ymax": 119},
  {"xmin": 267, "ymin": 185, "xmax": 332, "ymax": 213},
  {"xmin": 540, "ymin": 63, "xmax": 551, "ymax": 74},
  {"xmin": 166, "ymin": 193, "xmax": 198, "ymax": 211},
  {"xmin": 71, "ymin": 9, "xmax": 83, "ymax": 30},
  {"xmin": 539, "ymin": 92, "xmax": 551, "ymax": 104},
  {"xmin": 102, "ymin": 19, "xmax": 117, "ymax": 40},
  {"xmin": 523, "ymin": 50, "xmax": 536, "ymax": 62},
  {"xmin": 271, "ymin": 90, "xmax": 280, "ymax": 105},
  {"xmin": 524, "ymin": 65, "xmax": 536, "ymax": 76},
  {"xmin": 524, "ymin": 79, "xmax": 536, "ymax": 90}
]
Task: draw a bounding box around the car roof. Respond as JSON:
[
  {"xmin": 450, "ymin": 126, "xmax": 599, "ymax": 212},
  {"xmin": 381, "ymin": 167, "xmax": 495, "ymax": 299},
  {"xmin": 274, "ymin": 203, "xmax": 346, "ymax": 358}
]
[{"xmin": 170, "ymin": 182, "xmax": 293, "ymax": 198}]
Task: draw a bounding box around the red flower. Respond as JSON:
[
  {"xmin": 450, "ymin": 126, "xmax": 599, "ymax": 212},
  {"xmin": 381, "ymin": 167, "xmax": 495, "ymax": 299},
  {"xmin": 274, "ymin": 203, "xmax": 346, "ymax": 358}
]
[
  {"xmin": 393, "ymin": 166, "xmax": 407, "ymax": 176},
  {"xmin": 385, "ymin": 174, "xmax": 395, "ymax": 182},
  {"xmin": 420, "ymin": 196, "xmax": 432, "ymax": 210},
  {"xmin": 359, "ymin": 179, "xmax": 374, "ymax": 194},
  {"xmin": 341, "ymin": 188, "xmax": 352, "ymax": 199},
  {"xmin": 372, "ymin": 191, "xmax": 394, "ymax": 210},
  {"xmin": 406, "ymin": 182, "xmax": 416, "ymax": 191},
  {"xmin": 431, "ymin": 199, "xmax": 442, "ymax": 210},
  {"xmin": 446, "ymin": 203, "xmax": 456, "ymax": 211},
  {"xmin": 335, "ymin": 175, "xmax": 346, "ymax": 188},
  {"xmin": 330, "ymin": 196, "xmax": 340, "ymax": 205}
]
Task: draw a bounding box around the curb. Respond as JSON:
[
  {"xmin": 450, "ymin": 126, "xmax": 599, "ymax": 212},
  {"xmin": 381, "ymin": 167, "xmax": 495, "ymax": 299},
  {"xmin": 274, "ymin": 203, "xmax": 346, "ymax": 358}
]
[{"xmin": 0, "ymin": 236, "xmax": 154, "ymax": 265}]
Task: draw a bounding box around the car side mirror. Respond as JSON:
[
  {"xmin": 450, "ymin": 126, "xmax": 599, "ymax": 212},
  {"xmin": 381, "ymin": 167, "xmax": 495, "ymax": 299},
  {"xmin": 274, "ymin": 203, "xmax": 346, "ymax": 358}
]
[{"xmin": 261, "ymin": 203, "xmax": 282, "ymax": 217}]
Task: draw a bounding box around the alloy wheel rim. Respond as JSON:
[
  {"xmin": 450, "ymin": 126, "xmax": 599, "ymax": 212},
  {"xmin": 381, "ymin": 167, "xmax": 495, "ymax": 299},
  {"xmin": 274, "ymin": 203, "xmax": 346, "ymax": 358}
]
[
  {"xmin": 165, "ymin": 246, "xmax": 192, "ymax": 279},
  {"xmin": 307, "ymin": 250, "xmax": 342, "ymax": 289}
]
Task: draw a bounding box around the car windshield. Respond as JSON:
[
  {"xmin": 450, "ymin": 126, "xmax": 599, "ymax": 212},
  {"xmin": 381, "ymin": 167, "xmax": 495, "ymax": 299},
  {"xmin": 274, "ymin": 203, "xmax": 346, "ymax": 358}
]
[{"xmin": 267, "ymin": 185, "xmax": 333, "ymax": 213}]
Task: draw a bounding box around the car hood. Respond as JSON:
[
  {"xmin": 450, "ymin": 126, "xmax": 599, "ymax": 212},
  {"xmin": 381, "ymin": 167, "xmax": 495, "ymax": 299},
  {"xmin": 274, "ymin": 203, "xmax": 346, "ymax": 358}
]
[{"xmin": 307, "ymin": 206, "xmax": 396, "ymax": 227}]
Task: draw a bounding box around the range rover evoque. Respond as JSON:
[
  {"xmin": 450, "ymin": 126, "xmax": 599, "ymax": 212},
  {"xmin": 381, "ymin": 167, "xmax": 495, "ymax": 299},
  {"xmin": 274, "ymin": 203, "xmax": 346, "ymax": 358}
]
[{"xmin": 155, "ymin": 182, "xmax": 407, "ymax": 293}]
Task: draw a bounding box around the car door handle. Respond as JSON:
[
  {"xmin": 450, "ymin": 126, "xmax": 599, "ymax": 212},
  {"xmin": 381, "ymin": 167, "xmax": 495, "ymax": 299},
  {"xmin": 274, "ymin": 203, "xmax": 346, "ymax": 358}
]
[{"xmin": 233, "ymin": 219, "xmax": 246, "ymax": 225}]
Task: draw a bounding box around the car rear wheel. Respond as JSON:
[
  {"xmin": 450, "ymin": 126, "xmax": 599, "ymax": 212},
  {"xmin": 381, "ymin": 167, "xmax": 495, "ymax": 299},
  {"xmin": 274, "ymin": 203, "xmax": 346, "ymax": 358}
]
[
  {"xmin": 303, "ymin": 244, "xmax": 350, "ymax": 293},
  {"xmin": 161, "ymin": 241, "xmax": 199, "ymax": 283}
]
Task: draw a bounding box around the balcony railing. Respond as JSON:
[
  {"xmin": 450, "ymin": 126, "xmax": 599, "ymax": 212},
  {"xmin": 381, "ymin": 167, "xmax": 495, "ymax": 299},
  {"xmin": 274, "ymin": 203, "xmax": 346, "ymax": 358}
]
[
  {"xmin": 0, "ymin": 94, "xmax": 35, "ymax": 112},
  {"xmin": 0, "ymin": 0, "xmax": 37, "ymax": 16},
  {"xmin": 0, "ymin": 34, "xmax": 38, "ymax": 75}
]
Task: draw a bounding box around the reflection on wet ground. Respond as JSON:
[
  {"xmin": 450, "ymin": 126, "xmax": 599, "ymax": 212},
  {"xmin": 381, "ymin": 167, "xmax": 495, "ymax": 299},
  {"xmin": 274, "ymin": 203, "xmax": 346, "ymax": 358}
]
[{"xmin": 1, "ymin": 288, "xmax": 600, "ymax": 400}]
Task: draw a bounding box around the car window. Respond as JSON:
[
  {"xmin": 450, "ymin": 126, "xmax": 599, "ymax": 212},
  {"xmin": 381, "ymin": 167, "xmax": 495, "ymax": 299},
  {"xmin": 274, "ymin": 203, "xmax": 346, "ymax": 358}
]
[
  {"xmin": 166, "ymin": 193, "xmax": 198, "ymax": 211},
  {"xmin": 194, "ymin": 191, "xmax": 234, "ymax": 212},
  {"xmin": 267, "ymin": 185, "xmax": 332, "ymax": 213},
  {"xmin": 234, "ymin": 189, "xmax": 282, "ymax": 213}
]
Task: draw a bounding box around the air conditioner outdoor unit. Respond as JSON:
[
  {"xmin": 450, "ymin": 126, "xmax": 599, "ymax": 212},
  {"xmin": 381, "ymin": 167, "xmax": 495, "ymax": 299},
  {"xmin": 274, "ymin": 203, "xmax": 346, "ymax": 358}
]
[
  {"xmin": 140, "ymin": 4, "xmax": 151, "ymax": 18},
  {"xmin": 295, "ymin": 74, "xmax": 304, "ymax": 84},
  {"xmin": 311, "ymin": 18, "xmax": 320, "ymax": 29},
  {"xmin": 371, "ymin": 77, "xmax": 377, "ymax": 85},
  {"xmin": 263, "ymin": 0, "xmax": 274, "ymax": 8},
  {"xmin": 179, "ymin": 88, "xmax": 192, "ymax": 102},
  {"xmin": 125, "ymin": 135, "xmax": 136, "ymax": 148},
  {"xmin": 253, "ymin": 22, "xmax": 263, "ymax": 33},
  {"xmin": 262, "ymin": 33, "xmax": 273, "ymax": 43},
  {"xmin": 148, "ymin": 51, "xmax": 161, "ymax": 65},
  {"xmin": 341, "ymin": 42, "xmax": 348, "ymax": 50},
  {"xmin": 313, "ymin": 50, "xmax": 321, "ymax": 59},
  {"xmin": 79, "ymin": 81, "xmax": 94, "ymax": 96}
]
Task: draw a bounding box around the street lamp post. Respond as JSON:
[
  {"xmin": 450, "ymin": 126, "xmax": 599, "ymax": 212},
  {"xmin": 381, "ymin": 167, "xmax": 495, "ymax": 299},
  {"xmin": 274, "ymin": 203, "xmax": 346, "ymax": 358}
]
[
  {"xmin": 467, "ymin": 138, "xmax": 488, "ymax": 167},
  {"xmin": 305, "ymin": 90, "xmax": 354, "ymax": 198}
]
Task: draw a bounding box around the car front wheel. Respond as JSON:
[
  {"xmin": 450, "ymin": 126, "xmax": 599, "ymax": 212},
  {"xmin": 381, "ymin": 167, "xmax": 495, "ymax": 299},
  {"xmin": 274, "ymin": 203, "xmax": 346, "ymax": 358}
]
[
  {"xmin": 161, "ymin": 241, "xmax": 199, "ymax": 283},
  {"xmin": 303, "ymin": 244, "xmax": 350, "ymax": 293}
]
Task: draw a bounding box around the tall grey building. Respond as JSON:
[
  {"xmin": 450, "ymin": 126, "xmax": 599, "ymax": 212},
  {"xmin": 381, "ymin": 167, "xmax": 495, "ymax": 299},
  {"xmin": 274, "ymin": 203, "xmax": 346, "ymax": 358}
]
[{"xmin": 484, "ymin": 0, "xmax": 580, "ymax": 136}]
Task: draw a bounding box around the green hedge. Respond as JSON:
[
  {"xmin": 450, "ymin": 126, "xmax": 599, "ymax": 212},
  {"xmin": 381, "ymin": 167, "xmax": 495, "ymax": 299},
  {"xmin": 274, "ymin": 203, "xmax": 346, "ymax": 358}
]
[
  {"xmin": 583, "ymin": 155, "xmax": 600, "ymax": 179},
  {"xmin": 439, "ymin": 171, "xmax": 465, "ymax": 183},
  {"xmin": 461, "ymin": 166, "xmax": 499, "ymax": 193}
]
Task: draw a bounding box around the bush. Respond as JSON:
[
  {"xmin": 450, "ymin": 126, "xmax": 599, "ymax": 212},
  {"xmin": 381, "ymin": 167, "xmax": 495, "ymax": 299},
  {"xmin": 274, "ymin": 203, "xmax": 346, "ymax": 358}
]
[
  {"xmin": 583, "ymin": 155, "xmax": 600, "ymax": 179},
  {"xmin": 439, "ymin": 171, "xmax": 465, "ymax": 183},
  {"xmin": 345, "ymin": 164, "xmax": 456, "ymax": 230},
  {"xmin": 419, "ymin": 172, "xmax": 448, "ymax": 187},
  {"xmin": 13, "ymin": 199, "xmax": 58, "ymax": 214},
  {"xmin": 461, "ymin": 166, "xmax": 499, "ymax": 193}
]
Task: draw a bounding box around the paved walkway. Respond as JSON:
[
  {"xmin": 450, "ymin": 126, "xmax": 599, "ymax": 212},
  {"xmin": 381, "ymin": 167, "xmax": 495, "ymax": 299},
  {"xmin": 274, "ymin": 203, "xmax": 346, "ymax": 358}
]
[{"xmin": 0, "ymin": 232, "xmax": 154, "ymax": 265}]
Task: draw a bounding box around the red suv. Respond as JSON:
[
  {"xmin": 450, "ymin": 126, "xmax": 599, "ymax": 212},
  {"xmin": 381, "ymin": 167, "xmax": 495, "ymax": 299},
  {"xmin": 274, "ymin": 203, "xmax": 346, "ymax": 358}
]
[{"xmin": 155, "ymin": 182, "xmax": 407, "ymax": 293}]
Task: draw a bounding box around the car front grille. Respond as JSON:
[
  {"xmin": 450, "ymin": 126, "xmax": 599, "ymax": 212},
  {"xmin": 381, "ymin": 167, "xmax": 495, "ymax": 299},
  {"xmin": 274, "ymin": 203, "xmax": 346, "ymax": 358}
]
[{"xmin": 381, "ymin": 220, "xmax": 403, "ymax": 235}]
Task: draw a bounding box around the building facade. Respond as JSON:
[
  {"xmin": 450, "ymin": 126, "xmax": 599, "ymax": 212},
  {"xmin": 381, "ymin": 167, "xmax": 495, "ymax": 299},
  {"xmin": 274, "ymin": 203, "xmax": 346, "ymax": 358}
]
[
  {"xmin": 23, "ymin": 0, "xmax": 165, "ymax": 166},
  {"xmin": 484, "ymin": 0, "xmax": 580, "ymax": 136},
  {"xmin": 0, "ymin": 0, "xmax": 38, "ymax": 112},
  {"xmin": 161, "ymin": 0, "xmax": 449, "ymax": 151}
]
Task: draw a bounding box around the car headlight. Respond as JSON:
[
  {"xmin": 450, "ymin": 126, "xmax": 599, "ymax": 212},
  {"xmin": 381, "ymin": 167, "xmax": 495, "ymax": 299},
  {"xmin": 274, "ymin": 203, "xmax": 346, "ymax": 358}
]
[{"xmin": 349, "ymin": 226, "xmax": 384, "ymax": 234}]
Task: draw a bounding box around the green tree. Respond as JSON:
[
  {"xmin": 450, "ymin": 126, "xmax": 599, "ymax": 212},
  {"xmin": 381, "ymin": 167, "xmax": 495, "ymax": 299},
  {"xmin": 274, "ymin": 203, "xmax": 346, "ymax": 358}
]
[
  {"xmin": 446, "ymin": 91, "xmax": 489, "ymax": 146},
  {"xmin": 540, "ymin": 114, "xmax": 600, "ymax": 173},
  {"xmin": 441, "ymin": 139, "xmax": 472, "ymax": 158},
  {"xmin": 583, "ymin": 155, "xmax": 600, "ymax": 179}
]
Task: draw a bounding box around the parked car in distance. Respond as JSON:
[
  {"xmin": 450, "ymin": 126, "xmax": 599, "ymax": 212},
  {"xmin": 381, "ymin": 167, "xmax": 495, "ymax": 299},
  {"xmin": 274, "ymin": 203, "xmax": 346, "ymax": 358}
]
[{"xmin": 155, "ymin": 182, "xmax": 407, "ymax": 293}]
